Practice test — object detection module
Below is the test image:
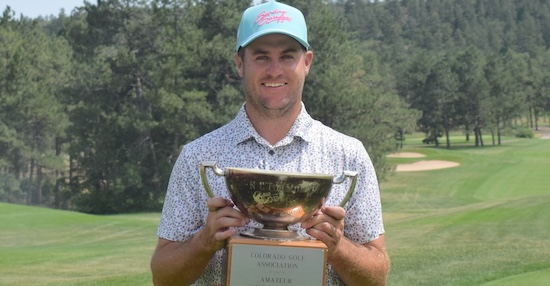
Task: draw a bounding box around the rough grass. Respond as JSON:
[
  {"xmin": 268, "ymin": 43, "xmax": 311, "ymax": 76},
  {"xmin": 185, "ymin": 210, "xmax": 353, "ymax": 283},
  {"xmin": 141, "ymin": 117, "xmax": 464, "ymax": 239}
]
[{"xmin": 1, "ymin": 132, "xmax": 549, "ymax": 285}]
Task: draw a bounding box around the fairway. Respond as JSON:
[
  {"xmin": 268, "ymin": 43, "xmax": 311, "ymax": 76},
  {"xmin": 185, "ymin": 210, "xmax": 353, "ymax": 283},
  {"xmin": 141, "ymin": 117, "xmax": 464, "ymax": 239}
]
[
  {"xmin": 1, "ymin": 134, "xmax": 549, "ymax": 285},
  {"xmin": 382, "ymin": 133, "xmax": 550, "ymax": 285}
]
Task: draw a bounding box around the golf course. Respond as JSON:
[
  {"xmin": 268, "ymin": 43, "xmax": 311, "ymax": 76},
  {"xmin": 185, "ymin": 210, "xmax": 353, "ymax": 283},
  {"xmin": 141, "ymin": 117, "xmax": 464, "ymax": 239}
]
[{"xmin": 1, "ymin": 130, "xmax": 549, "ymax": 285}]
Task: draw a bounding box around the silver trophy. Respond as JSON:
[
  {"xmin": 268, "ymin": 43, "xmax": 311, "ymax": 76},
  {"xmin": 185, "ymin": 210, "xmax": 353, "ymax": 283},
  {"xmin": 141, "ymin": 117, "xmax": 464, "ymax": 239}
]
[{"xmin": 200, "ymin": 161, "xmax": 357, "ymax": 241}]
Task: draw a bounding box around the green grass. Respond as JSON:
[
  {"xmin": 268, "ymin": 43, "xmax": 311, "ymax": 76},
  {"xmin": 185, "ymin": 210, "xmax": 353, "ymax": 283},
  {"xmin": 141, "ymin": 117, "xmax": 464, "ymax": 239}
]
[
  {"xmin": 1, "ymin": 133, "xmax": 549, "ymax": 285},
  {"xmin": 383, "ymin": 133, "xmax": 550, "ymax": 285},
  {"xmin": 0, "ymin": 204, "xmax": 159, "ymax": 286}
]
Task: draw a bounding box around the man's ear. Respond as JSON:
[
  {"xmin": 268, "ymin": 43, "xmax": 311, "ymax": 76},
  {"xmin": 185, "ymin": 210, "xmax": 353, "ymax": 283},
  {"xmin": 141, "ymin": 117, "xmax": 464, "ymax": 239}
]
[
  {"xmin": 235, "ymin": 53, "xmax": 244, "ymax": 77},
  {"xmin": 304, "ymin": 50, "xmax": 313, "ymax": 76}
]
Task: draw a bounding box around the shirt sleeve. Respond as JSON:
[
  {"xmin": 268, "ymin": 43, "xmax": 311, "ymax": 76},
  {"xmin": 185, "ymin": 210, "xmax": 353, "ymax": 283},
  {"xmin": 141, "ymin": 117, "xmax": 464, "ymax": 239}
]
[
  {"xmin": 343, "ymin": 140, "xmax": 385, "ymax": 244},
  {"xmin": 156, "ymin": 148, "xmax": 209, "ymax": 241}
]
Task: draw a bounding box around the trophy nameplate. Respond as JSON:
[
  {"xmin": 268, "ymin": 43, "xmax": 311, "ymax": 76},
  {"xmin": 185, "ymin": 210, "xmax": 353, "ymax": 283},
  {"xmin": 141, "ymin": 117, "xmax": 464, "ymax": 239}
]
[{"xmin": 225, "ymin": 235, "xmax": 327, "ymax": 286}]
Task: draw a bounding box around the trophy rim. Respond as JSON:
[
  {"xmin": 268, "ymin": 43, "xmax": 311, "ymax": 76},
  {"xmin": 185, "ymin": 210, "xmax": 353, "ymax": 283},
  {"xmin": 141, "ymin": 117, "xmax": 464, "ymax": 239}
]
[{"xmin": 226, "ymin": 167, "xmax": 333, "ymax": 179}]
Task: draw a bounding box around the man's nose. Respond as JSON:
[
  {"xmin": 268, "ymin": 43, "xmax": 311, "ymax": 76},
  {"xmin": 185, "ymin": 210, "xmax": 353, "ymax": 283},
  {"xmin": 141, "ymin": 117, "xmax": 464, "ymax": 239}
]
[{"xmin": 266, "ymin": 60, "xmax": 283, "ymax": 76}]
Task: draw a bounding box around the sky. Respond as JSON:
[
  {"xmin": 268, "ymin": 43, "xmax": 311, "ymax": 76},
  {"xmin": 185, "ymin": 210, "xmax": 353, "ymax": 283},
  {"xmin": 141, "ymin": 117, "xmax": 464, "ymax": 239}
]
[
  {"xmin": 1, "ymin": 0, "xmax": 86, "ymax": 18},
  {"xmin": 1, "ymin": 0, "xmax": 265, "ymax": 18}
]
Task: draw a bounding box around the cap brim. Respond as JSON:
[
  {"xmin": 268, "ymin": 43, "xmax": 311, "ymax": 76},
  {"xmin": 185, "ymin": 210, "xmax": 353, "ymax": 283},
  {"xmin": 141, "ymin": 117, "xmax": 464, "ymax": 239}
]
[{"xmin": 237, "ymin": 29, "xmax": 309, "ymax": 51}]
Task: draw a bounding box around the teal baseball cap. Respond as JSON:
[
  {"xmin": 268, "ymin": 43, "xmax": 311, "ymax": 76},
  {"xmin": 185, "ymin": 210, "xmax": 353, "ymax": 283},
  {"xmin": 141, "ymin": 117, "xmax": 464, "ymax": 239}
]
[{"xmin": 236, "ymin": 0, "xmax": 309, "ymax": 52}]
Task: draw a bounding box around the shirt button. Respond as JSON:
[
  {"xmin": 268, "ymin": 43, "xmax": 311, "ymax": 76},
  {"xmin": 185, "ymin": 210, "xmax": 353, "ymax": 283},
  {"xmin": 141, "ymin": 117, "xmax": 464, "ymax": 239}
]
[{"xmin": 268, "ymin": 150, "xmax": 275, "ymax": 155}]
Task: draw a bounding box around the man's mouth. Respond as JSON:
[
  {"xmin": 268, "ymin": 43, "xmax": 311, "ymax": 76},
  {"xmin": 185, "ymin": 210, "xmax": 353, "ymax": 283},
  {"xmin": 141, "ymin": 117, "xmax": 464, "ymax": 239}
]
[{"xmin": 263, "ymin": 82, "xmax": 287, "ymax": 87}]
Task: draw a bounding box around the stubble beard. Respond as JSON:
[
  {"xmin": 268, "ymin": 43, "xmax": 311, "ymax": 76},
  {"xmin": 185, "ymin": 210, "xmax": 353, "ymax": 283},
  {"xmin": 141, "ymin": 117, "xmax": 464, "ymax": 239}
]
[
  {"xmin": 244, "ymin": 83, "xmax": 301, "ymax": 121},
  {"xmin": 245, "ymin": 78, "xmax": 306, "ymax": 121}
]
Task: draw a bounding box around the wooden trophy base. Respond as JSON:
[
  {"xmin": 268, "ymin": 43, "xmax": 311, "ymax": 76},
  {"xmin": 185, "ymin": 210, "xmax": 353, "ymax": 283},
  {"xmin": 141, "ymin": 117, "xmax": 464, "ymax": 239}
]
[{"xmin": 224, "ymin": 234, "xmax": 328, "ymax": 286}]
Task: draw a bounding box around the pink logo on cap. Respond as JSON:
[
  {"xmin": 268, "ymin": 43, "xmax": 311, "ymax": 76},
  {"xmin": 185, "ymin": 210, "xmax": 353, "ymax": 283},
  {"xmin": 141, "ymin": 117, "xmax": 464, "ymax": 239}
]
[{"xmin": 256, "ymin": 9, "xmax": 292, "ymax": 26}]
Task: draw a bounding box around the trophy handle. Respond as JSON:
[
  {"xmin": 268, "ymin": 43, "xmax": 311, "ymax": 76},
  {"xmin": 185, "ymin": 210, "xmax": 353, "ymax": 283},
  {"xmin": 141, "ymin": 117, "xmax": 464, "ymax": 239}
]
[
  {"xmin": 200, "ymin": 161, "xmax": 225, "ymax": 198},
  {"xmin": 332, "ymin": 171, "xmax": 358, "ymax": 208}
]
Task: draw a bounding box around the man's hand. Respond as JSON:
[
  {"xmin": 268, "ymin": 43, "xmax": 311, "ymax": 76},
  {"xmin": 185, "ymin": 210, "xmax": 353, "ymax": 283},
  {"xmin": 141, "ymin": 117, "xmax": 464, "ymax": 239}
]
[
  {"xmin": 151, "ymin": 197, "xmax": 249, "ymax": 285},
  {"xmin": 301, "ymin": 205, "xmax": 346, "ymax": 257},
  {"xmin": 301, "ymin": 206, "xmax": 389, "ymax": 285},
  {"xmin": 201, "ymin": 197, "xmax": 249, "ymax": 251}
]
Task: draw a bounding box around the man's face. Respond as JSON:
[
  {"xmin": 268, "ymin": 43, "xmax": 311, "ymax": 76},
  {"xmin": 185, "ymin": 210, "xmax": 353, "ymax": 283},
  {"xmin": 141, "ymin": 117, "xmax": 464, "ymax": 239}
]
[{"xmin": 236, "ymin": 34, "xmax": 313, "ymax": 119}]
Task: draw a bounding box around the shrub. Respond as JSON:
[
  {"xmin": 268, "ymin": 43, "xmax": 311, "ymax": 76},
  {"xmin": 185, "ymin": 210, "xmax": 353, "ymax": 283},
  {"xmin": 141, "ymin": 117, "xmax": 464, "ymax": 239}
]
[{"xmin": 515, "ymin": 128, "xmax": 534, "ymax": 138}]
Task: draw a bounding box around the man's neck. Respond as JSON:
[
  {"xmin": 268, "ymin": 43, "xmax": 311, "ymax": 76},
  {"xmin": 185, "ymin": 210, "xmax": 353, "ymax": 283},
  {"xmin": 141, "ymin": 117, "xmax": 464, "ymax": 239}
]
[{"xmin": 245, "ymin": 104, "xmax": 301, "ymax": 145}]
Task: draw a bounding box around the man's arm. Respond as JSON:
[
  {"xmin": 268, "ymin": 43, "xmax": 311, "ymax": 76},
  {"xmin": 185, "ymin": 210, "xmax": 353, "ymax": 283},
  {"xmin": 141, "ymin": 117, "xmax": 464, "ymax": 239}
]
[
  {"xmin": 150, "ymin": 234, "xmax": 217, "ymax": 286},
  {"xmin": 329, "ymin": 235, "xmax": 389, "ymax": 285},
  {"xmin": 150, "ymin": 197, "xmax": 249, "ymax": 286},
  {"xmin": 302, "ymin": 206, "xmax": 390, "ymax": 286}
]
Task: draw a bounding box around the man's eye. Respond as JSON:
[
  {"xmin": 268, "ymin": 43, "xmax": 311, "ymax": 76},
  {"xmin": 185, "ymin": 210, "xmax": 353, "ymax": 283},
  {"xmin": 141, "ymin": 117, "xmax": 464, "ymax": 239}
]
[{"xmin": 256, "ymin": 56, "xmax": 268, "ymax": 61}]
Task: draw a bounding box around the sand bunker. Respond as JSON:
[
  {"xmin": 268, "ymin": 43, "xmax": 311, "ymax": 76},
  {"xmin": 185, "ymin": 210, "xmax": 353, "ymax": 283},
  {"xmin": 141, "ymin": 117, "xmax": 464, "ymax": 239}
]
[
  {"xmin": 388, "ymin": 152, "xmax": 460, "ymax": 171},
  {"xmin": 536, "ymin": 127, "xmax": 550, "ymax": 139},
  {"xmin": 396, "ymin": 160, "xmax": 460, "ymax": 172}
]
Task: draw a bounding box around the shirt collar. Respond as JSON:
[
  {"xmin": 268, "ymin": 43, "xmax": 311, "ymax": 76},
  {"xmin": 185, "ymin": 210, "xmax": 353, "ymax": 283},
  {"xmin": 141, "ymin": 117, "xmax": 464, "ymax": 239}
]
[{"xmin": 229, "ymin": 102, "xmax": 315, "ymax": 146}]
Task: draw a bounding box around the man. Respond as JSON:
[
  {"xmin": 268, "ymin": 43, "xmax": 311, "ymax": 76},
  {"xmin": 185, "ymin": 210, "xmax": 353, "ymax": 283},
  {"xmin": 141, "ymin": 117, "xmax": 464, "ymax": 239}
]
[{"xmin": 150, "ymin": 1, "xmax": 390, "ymax": 285}]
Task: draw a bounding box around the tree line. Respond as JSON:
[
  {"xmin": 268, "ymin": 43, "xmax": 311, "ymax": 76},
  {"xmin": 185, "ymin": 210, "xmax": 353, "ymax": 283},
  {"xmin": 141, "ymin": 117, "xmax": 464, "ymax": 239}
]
[{"xmin": 0, "ymin": 0, "xmax": 549, "ymax": 213}]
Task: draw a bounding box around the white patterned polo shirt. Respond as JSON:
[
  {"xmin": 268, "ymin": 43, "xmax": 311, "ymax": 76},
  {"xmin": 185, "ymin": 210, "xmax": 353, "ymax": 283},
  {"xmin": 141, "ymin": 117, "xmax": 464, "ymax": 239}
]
[{"xmin": 157, "ymin": 103, "xmax": 385, "ymax": 286}]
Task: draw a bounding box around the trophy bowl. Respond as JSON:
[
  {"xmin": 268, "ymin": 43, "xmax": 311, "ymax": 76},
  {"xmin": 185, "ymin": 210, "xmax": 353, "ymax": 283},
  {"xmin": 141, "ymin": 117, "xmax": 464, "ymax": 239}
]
[{"xmin": 200, "ymin": 161, "xmax": 357, "ymax": 240}]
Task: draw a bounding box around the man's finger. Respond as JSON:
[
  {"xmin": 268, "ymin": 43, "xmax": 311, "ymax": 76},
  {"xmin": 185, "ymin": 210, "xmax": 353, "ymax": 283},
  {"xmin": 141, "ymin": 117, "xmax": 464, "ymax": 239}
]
[
  {"xmin": 207, "ymin": 197, "xmax": 234, "ymax": 212},
  {"xmin": 321, "ymin": 205, "xmax": 346, "ymax": 220}
]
